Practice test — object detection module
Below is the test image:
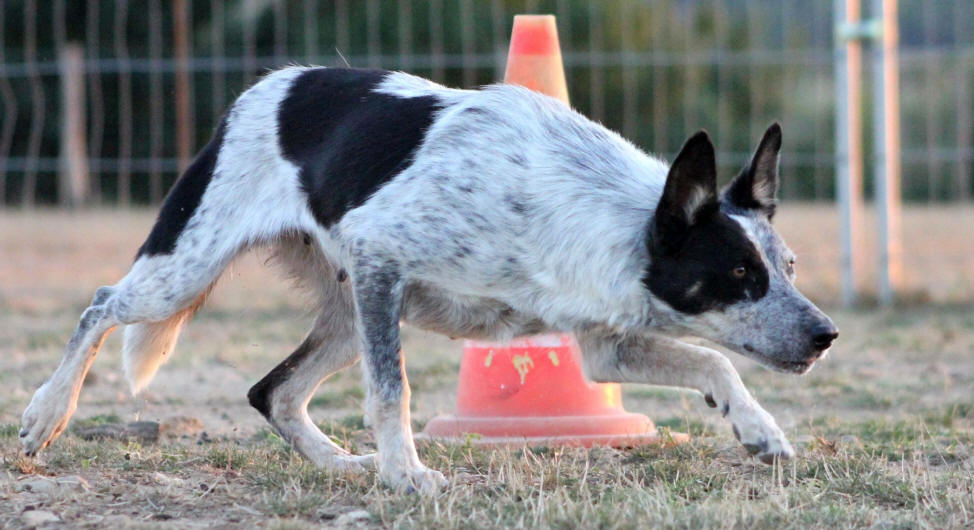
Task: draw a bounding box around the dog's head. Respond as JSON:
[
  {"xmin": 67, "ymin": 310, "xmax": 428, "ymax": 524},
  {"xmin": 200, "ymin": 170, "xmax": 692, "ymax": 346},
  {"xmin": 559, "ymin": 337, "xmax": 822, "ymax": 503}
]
[{"xmin": 644, "ymin": 124, "xmax": 838, "ymax": 374}]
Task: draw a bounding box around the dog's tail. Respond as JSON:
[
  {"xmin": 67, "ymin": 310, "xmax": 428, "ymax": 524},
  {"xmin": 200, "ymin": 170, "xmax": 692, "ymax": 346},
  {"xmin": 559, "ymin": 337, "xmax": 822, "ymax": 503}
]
[{"xmin": 122, "ymin": 290, "xmax": 210, "ymax": 394}]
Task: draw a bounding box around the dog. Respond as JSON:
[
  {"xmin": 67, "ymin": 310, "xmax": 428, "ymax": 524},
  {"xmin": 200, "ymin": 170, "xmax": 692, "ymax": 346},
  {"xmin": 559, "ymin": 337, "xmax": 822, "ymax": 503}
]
[{"xmin": 21, "ymin": 66, "xmax": 838, "ymax": 494}]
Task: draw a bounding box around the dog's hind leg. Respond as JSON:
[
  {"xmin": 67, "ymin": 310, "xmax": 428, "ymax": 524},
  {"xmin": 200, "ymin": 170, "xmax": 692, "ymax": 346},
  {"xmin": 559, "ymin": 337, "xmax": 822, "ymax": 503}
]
[
  {"xmin": 19, "ymin": 286, "xmax": 121, "ymax": 455},
  {"xmin": 21, "ymin": 234, "xmax": 237, "ymax": 456},
  {"xmin": 247, "ymin": 306, "xmax": 373, "ymax": 472},
  {"xmin": 247, "ymin": 236, "xmax": 372, "ymax": 471}
]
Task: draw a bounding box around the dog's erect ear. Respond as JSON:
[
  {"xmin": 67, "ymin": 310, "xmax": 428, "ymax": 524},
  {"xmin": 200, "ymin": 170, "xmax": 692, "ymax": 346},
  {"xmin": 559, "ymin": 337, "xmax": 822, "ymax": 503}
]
[
  {"xmin": 652, "ymin": 131, "xmax": 718, "ymax": 253},
  {"xmin": 724, "ymin": 122, "xmax": 781, "ymax": 219}
]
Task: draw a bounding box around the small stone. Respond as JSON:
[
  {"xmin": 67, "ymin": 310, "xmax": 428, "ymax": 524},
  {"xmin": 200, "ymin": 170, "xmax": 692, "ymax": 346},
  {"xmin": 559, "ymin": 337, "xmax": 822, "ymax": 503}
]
[
  {"xmin": 55, "ymin": 475, "xmax": 90, "ymax": 491},
  {"xmin": 74, "ymin": 421, "xmax": 159, "ymax": 443},
  {"xmin": 16, "ymin": 477, "xmax": 56, "ymax": 494},
  {"xmin": 16, "ymin": 475, "xmax": 89, "ymax": 494},
  {"xmin": 160, "ymin": 416, "xmax": 204, "ymax": 438},
  {"xmin": 21, "ymin": 509, "xmax": 60, "ymax": 527},
  {"xmin": 151, "ymin": 472, "xmax": 185, "ymax": 487},
  {"xmin": 838, "ymin": 434, "xmax": 862, "ymax": 447},
  {"xmin": 335, "ymin": 509, "xmax": 372, "ymax": 526}
]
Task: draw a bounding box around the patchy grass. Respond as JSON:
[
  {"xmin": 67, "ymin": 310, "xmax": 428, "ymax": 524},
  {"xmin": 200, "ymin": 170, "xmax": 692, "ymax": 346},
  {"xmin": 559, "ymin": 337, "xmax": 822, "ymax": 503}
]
[
  {"xmin": 0, "ymin": 209, "xmax": 973, "ymax": 528},
  {"xmin": 2, "ymin": 418, "xmax": 972, "ymax": 528}
]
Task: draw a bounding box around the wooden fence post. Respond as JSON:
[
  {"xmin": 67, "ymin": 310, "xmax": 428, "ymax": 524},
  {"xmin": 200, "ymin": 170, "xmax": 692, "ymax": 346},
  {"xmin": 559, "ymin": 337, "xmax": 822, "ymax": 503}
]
[
  {"xmin": 173, "ymin": 0, "xmax": 193, "ymax": 171},
  {"xmin": 58, "ymin": 42, "xmax": 89, "ymax": 208}
]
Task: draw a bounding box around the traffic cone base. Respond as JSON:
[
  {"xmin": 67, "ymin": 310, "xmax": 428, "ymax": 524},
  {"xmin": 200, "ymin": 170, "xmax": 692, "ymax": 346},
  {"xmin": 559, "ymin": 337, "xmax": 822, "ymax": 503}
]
[{"xmin": 419, "ymin": 412, "xmax": 688, "ymax": 448}]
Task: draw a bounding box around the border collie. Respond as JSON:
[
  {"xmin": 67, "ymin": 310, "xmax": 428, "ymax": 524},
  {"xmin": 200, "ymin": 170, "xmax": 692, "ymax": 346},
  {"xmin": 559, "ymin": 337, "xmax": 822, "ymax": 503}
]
[{"xmin": 21, "ymin": 67, "xmax": 838, "ymax": 494}]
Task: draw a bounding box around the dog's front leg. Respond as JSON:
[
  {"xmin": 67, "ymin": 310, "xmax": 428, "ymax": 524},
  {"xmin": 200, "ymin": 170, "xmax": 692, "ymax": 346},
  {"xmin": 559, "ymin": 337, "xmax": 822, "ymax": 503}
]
[
  {"xmin": 578, "ymin": 331, "xmax": 794, "ymax": 464},
  {"xmin": 351, "ymin": 262, "xmax": 446, "ymax": 494}
]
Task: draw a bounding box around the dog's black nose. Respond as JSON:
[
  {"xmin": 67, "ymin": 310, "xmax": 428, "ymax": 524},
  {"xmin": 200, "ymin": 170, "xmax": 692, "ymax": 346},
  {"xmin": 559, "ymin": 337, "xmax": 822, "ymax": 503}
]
[{"xmin": 810, "ymin": 325, "xmax": 839, "ymax": 351}]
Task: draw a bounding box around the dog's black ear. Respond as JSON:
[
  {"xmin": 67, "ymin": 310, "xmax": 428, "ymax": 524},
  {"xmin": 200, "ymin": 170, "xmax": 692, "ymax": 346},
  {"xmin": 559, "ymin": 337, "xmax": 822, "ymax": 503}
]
[
  {"xmin": 652, "ymin": 131, "xmax": 718, "ymax": 253},
  {"xmin": 724, "ymin": 122, "xmax": 781, "ymax": 219}
]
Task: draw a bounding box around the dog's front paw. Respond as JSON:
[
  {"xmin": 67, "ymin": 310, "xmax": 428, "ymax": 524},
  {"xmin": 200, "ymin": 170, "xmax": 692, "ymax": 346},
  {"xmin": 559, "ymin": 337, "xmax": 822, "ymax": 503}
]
[
  {"xmin": 20, "ymin": 383, "xmax": 74, "ymax": 457},
  {"xmin": 379, "ymin": 461, "xmax": 447, "ymax": 495},
  {"xmin": 730, "ymin": 404, "xmax": 794, "ymax": 465}
]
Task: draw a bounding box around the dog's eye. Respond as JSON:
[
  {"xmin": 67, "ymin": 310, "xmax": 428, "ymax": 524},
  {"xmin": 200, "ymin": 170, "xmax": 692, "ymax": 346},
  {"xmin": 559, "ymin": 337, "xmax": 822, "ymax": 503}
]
[
  {"xmin": 732, "ymin": 265, "xmax": 747, "ymax": 279},
  {"xmin": 787, "ymin": 257, "xmax": 796, "ymax": 273}
]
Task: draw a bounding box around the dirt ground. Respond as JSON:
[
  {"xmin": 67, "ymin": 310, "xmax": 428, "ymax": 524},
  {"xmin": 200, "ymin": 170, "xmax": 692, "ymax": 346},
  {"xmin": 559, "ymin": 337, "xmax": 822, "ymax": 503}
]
[{"xmin": 0, "ymin": 206, "xmax": 972, "ymax": 528}]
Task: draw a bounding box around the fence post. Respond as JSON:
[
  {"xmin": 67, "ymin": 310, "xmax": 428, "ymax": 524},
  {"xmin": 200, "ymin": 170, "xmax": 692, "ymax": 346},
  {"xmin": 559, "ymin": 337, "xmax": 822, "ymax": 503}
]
[
  {"xmin": 871, "ymin": 0, "xmax": 902, "ymax": 306},
  {"xmin": 58, "ymin": 42, "xmax": 89, "ymax": 208},
  {"xmin": 173, "ymin": 0, "xmax": 193, "ymax": 171},
  {"xmin": 834, "ymin": 0, "xmax": 865, "ymax": 306}
]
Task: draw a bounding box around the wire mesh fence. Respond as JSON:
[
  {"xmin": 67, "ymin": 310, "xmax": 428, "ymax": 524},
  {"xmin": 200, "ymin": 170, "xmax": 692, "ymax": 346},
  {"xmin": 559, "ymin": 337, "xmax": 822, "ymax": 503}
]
[{"xmin": 0, "ymin": 0, "xmax": 972, "ymax": 207}]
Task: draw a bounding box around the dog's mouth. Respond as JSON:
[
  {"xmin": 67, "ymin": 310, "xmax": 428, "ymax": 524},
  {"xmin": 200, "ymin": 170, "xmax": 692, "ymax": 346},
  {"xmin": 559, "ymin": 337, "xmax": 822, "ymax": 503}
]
[{"xmin": 742, "ymin": 343, "xmax": 819, "ymax": 375}]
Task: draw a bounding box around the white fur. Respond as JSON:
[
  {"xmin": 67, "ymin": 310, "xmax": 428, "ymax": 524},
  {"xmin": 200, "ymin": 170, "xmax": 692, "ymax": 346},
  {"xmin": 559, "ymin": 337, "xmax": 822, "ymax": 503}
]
[
  {"xmin": 682, "ymin": 185, "xmax": 712, "ymax": 224},
  {"xmin": 122, "ymin": 315, "xmax": 188, "ymax": 394}
]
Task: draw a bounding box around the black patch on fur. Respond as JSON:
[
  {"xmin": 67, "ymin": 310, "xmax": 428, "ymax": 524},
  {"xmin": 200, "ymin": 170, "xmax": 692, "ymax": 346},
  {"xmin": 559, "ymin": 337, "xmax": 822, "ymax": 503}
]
[
  {"xmin": 137, "ymin": 117, "xmax": 228, "ymax": 257},
  {"xmin": 645, "ymin": 208, "xmax": 769, "ymax": 314},
  {"xmin": 248, "ymin": 334, "xmax": 319, "ymax": 418},
  {"xmin": 277, "ymin": 68, "xmax": 440, "ymax": 227}
]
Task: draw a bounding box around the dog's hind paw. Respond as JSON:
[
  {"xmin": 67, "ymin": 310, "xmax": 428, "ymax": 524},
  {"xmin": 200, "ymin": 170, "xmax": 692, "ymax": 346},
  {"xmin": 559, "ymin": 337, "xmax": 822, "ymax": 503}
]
[{"xmin": 20, "ymin": 384, "xmax": 74, "ymax": 457}]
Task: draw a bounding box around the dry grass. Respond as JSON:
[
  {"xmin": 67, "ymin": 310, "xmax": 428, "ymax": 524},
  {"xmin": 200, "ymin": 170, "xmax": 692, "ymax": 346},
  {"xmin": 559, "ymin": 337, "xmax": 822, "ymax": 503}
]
[{"xmin": 0, "ymin": 206, "xmax": 973, "ymax": 528}]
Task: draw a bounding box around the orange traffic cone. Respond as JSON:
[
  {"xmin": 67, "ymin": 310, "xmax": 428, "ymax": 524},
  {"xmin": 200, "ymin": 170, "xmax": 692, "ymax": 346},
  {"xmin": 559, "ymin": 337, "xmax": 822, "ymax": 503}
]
[
  {"xmin": 420, "ymin": 15, "xmax": 684, "ymax": 448},
  {"xmin": 502, "ymin": 15, "xmax": 569, "ymax": 104}
]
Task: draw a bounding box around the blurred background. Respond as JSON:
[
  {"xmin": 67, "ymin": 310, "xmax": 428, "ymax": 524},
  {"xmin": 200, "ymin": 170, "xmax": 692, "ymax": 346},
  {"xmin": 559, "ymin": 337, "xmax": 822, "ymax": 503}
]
[{"xmin": 0, "ymin": 0, "xmax": 972, "ymax": 304}]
